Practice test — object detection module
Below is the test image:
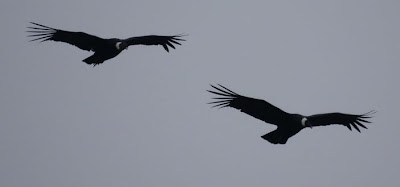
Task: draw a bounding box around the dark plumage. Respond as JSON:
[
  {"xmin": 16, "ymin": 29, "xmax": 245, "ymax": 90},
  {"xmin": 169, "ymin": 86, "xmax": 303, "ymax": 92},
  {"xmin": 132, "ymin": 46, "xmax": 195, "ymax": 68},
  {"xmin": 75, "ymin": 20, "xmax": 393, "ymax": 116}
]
[
  {"xmin": 27, "ymin": 22, "xmax": 186, "ymax": 66},
  {"xmin": 207, "ymin": 84, "xmax": 375, "ymax": 144}
]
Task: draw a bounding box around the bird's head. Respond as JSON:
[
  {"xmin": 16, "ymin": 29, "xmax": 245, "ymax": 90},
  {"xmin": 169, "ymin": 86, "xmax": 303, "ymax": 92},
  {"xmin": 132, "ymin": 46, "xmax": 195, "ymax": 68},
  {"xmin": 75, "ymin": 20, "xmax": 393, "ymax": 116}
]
[
  {"xmin": 301, "ymin": 117, "xmax": 312, "ymax": 128},
  {"xmin": 116, "ymin": 41, "xmax": 128, "ymax": 50}
]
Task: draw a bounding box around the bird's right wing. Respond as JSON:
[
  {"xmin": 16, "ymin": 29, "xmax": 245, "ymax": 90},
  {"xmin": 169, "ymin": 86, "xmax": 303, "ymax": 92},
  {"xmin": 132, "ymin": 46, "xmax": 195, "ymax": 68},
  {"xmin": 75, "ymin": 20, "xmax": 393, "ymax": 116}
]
[
  {"xmin": 207, "ymin": 84, "xmax": 290, "ymax": 126},
  {"xmin": 125, "ymin": 34, "xmax": 186, "ymax": 52},
  {"xmin": 27, "ymin": 22, "xmax": 104, "ymax": 52},
  {"xmin": 307, "ymin": 111, "xmax": 375, "ymax": 132}
]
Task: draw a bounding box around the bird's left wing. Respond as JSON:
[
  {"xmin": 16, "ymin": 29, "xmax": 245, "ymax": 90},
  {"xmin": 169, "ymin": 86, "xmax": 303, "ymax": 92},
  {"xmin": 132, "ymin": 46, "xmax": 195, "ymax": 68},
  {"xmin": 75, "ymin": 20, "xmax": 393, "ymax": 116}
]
[
  {"xmin": 307, "ymin": 111, "xmax": 375, "ymax": 132},
  {"xmin": 27, "ymin": 22, "xmax": 104, "ymax": 51},
  {"xmin": 207, "ymin": 84, "xmax": 290, "ymax": 126},
  {"xmin": 125, "ymin": 34, "xmax": 186, "ymax": 52}
]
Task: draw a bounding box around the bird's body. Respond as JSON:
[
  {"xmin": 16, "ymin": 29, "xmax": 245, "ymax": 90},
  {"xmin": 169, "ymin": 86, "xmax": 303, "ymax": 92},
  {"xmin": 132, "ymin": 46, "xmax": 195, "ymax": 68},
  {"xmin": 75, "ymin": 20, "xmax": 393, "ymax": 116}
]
[
  {"xmin": 81, "ymin": 38, "xmax": 124, "ymax": 65},
  {"xmin": 27, "ymin": 22, "xmax": 185, "ymax": 66},
  {"xmin": 208, "ymin": 84, "xmax": 374, "ymax": 144},
  {"xmin": 263, "ymin": 113, "xmax": 304, "ymax": 144}
]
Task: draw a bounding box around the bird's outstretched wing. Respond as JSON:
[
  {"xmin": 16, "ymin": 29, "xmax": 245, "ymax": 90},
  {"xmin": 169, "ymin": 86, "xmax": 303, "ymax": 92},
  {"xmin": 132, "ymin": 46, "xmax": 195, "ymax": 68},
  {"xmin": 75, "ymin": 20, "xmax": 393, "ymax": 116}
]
[
  {"xmin": 124, "ymin": 34, "xmax": 186, "ymax": 52},
  {"xmin": 27, "ymin": 22, "xmax": 104, "ymax": 51},
  {"xmin": 307, "ymin": 111, "xmax": 375, "ymax": 132},
  {"xmin": 207, "ymin": 84, "xmax": 290, "ymax": 126}
]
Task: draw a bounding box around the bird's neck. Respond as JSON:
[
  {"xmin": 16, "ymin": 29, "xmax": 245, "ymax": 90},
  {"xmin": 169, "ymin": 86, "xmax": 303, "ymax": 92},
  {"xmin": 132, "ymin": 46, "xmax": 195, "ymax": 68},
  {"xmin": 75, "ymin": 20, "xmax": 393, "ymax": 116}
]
[
  {"xmin": 301, "ymin": 117, "xmax": 308, "ymax": 127},
  {"xmin": 115, "ymin": 42, "xmax": 123, "ymax": 50}
]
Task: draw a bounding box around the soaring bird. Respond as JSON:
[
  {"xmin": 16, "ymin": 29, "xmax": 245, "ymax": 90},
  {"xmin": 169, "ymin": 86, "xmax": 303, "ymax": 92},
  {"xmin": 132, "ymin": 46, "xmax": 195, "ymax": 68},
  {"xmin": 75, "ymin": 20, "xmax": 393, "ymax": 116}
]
[
  {"xmin": 27, "ymin": 22, "xmax": 185, "ymax": 66},
  {"xmin": 207, "ymin": 84, "xmax": 375, "ymax": 144}
]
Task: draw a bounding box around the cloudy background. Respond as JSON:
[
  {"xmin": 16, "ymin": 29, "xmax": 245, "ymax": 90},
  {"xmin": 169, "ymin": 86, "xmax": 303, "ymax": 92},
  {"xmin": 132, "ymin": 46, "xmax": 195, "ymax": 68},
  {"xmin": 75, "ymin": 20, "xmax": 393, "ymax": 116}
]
[{"xmin": 1, "ymin": 0, "xmax": 399, "ymax": 186}]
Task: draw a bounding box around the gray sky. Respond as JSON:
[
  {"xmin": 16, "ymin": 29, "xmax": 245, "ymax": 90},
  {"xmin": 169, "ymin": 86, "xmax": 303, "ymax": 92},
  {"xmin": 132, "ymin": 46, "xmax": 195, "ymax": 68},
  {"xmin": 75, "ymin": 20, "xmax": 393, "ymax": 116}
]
[{"xmin": 1, "ymin": 0, "xmax": 399, "ymax": 186}]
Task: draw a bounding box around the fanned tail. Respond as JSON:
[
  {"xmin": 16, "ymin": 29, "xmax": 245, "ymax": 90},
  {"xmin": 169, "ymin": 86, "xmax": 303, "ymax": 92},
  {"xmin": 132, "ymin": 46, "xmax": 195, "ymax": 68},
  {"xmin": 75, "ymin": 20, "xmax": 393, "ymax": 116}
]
[{"xmin": 261, "ymin": 130, "xmax": 289, "ymax": 144}]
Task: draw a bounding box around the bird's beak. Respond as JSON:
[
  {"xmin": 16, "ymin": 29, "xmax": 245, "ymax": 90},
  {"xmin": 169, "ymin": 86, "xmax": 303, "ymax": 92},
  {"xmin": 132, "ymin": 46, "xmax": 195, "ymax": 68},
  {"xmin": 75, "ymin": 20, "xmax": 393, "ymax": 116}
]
[{"xmin": 306, "ymin": 121, "xmax": 312, "ymax": 129}]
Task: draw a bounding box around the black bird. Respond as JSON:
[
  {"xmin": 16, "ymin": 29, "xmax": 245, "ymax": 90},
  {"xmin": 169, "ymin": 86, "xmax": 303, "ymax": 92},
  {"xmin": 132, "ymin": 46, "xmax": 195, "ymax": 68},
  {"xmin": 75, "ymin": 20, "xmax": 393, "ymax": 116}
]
[
  {"xmin": 207, "ymin": 84, "xmax": 375, "ymax": 144},
  {"xmin": 27, "ymin": 22, "xmax": 185, "ymax": 66}
]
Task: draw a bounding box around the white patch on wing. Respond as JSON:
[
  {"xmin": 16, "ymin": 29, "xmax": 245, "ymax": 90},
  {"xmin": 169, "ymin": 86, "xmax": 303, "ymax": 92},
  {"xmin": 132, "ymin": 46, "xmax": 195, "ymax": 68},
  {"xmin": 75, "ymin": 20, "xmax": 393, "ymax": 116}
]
[{"xmin": 301, "ymin": 117, "xmax": 308, "ymax": 127}]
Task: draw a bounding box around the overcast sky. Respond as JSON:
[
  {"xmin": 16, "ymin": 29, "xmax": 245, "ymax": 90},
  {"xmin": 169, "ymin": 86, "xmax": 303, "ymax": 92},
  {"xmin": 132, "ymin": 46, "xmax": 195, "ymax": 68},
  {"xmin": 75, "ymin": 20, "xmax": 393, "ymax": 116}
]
[{"xmin": 1, "ymin": 0, "xmax": 399, "ymax": 187}]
